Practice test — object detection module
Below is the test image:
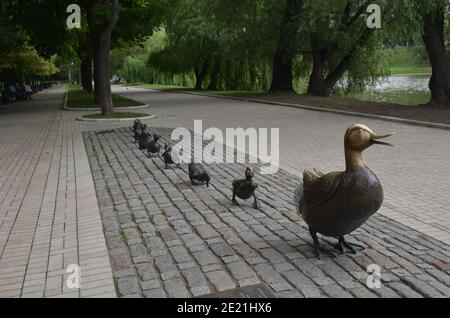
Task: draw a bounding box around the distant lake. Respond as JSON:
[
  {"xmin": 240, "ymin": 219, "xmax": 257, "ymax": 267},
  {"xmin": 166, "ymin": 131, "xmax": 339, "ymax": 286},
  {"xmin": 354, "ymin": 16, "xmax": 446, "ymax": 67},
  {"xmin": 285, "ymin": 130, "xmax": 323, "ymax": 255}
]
[{"xmin": 351, "ymin": 75, "xmax": 431, "ymax": 105}]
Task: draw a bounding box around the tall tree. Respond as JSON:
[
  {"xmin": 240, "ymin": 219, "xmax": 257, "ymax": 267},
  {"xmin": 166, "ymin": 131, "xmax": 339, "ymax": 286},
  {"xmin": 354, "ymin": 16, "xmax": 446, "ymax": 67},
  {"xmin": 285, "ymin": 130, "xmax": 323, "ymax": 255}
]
[
  {"xmin": 150, "ymin": 0, "xmax": 221, "ymax": 90},
  {"xmin": 84, "ymin": 0, "xmax": 167, "ymax": 113},
  {"xmin": 300, "ymin": 0, "xmax": 389, "ymax": 97},
  {"xmin": 269, "ymin": 0, "xmax": 304, "ymax": 92},
  {"xmin": 393, "ymin": 0, "xmax": 450, "ymax": 107},
  {"xmin": 85, "ymin": 0, "xmax": 119, "ymax": 115},
  {"xmin": 421, "ymin": 2, "xmax": 450, "ymax": 106}
]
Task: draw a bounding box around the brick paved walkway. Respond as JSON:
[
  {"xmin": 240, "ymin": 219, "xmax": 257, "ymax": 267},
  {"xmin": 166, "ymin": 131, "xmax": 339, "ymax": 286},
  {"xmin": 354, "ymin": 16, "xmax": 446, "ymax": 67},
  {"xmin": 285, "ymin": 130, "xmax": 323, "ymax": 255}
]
[
  {"xmin": 84, "ymin": 126, "xmax": 450, "ymax": 298},
  {"xmin": 1, "ymin": 86, "xmax": 450, "ymax": 298},
  {"xmin": 0, "ymin": 88, "xmax": 116, "ymax": 297}
]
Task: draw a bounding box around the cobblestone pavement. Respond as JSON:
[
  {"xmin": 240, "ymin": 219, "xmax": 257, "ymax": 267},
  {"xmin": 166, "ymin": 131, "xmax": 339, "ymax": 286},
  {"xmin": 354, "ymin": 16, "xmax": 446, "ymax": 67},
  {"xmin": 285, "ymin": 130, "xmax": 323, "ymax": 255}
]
[
  {"xmin": 114, "ymin": 86, "xmax": 450, "ymax": 246},
  {"xmin": 84, "ymin": 126, "xmax": 450, "ymax": 298}
]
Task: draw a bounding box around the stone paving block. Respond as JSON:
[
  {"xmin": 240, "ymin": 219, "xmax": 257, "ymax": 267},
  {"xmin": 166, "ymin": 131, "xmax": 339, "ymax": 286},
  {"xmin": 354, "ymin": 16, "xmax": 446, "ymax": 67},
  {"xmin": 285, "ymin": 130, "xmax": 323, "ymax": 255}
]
[
  {"xmin": 282, "ymin": 270, "xmax": 316, "ymax": 289},
  {"xmin": 206, "ymin": 270, "xmax": 236, "ymax": 292},
  {"xmin": 193, "ymin": 250, "xmax": 219, "ymax": 267},
  {"xmin": 164, "ymin": 278, "xmax": 191, "ymax": 298},
  {"xmin": 143, "ymin": 288, "xmax": 168, "ymax": 298},
  {"xmin": 117, "ymin": 277, "xmax": 140, "ymax": 297},
  {"xmin": 140, "ymin": 279, "xmax": 161, "ymax": 291},
  {"xmin": 210, "ymin": 242, "xmax": 236, "ymax": 258},
  {"xmin": 136, "ymin": 263, "xmax": 157, "ymax": 281},
  {"xmin": 226, "ymin": 261, "xmax": 257, "ymax": 281},
  {"xmin": 169, "ymin": 246, "xmax": 192, "ymax": 264},
  {"xmin": 182, "ymin": 267, "xmax": 209, "ymax": 289}
]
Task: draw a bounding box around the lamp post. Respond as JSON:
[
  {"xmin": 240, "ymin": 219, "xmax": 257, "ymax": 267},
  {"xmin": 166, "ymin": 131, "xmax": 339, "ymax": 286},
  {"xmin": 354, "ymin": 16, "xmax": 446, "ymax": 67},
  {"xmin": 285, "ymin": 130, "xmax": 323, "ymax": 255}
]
[{"xmin": 68, "ymin": 62, "xmax": 74, "ymax": 84}]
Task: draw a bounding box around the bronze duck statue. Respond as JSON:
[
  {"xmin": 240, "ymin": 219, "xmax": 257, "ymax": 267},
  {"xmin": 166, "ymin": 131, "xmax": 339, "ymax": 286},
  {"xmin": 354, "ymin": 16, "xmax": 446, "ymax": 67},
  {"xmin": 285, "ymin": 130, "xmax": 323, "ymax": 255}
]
[
  {"xmin": 162, "ymin": 143, "xmax": 180, "ymax": 169},
  {"xmin": 232, "ymin": 167, "xmax": 261, "ymax": 209},
  {"xmin": 189, "ymin": 163, "xmax": 211, "ymax": 188},
  {"xmin": 133, "ymin": 120, "xmax": 143, "ymax": 143},
  {"xmin": 294, "ymin": 124, "xmax": 395, "ymax": 259},
  {"xmin": 147, "ymin": 134, "xmax": 161, "ymax": 157},
  {"xmin": 138, "ymin": 130, "xmax": 150, "ymax": 151}
]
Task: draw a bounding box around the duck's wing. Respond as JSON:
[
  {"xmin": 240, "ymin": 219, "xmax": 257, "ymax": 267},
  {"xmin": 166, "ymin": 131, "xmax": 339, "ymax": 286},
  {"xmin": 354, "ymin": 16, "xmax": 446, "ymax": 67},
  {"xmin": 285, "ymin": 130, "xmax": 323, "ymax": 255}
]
[{"xmin": 303, "ymin": 171, "xmax": 343, "ymax": 209}]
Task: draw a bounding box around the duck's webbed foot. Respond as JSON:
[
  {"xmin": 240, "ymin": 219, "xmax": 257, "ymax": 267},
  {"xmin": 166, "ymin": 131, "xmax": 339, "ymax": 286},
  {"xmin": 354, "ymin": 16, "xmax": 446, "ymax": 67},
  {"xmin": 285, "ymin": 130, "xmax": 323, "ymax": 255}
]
[
  {"xmin": 253, "ymin": 194, "xmax": 261, "ymax": 209},
  {"xmin": 232, "ymin": 195, "xmax": 239, "ymax": 206},
  {"xmin": 334, "ymin": 236, "xmax": 365, "ymax": 255},
  {"xmin": 309, "ymin": 228, "xmax": 337, "ymax": 260}
]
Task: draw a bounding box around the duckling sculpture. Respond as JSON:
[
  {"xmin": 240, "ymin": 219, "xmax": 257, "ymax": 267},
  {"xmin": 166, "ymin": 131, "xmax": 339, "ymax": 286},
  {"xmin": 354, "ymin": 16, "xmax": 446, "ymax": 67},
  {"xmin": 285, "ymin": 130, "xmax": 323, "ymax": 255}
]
[
  {"xmin": 138, "ymin": 130, "xmax": 150, "ymax": 151},
  {"xmin": 294, "ymin": 124, "xmax": 395, "ymax": 259},
  {"xmin": 162, "ymin": 143, "xmax": 180, "ymax": 169},
  {"xmin": 133, "ymin": 120, "xmax": 143, "ymax": 143},
  {"xmin": 147, "ymin": 134, "xmax": 161, "ymax": 157},
  {"xmin": 232, "ymin": 167, "xmax": 260, "ymax": 209},
  {"xmin": 189, "ymin": 163, "xmax": 211, "ymax": 188}
]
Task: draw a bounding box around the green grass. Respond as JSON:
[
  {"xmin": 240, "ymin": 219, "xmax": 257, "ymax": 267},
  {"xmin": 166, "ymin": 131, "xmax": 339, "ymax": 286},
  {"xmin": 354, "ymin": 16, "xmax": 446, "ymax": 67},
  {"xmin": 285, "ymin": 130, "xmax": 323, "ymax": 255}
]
[
  {"xmin": 388, "ymin": 47, "xmax": 431, "ymax": 75},
  {"xmin": 82, "ymin": 112, "xmax": 150, "ymax": 119},
  {"xmin": 127, "ymin": 83, "xmax": 187, "ymax": 91},
  {"xmin": 390, "ymin": 67, "xmax": 432, "ymax": 76},
  {"xmin": 67, "ymin": 87, "xmax": 143, "ymax": 108}
]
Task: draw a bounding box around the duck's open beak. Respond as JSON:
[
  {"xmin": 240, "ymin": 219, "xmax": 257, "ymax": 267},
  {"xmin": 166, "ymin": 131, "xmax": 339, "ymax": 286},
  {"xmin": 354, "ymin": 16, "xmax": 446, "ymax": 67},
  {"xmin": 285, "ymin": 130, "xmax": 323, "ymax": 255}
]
[{"xmin": 370, "ymin": 132, "xmax": 396, "ymax": 147}]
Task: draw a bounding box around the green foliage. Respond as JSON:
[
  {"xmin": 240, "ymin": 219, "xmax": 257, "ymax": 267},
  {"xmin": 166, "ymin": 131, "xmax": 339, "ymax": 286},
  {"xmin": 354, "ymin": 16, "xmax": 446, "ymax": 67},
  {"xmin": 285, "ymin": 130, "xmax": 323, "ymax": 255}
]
[
  {"xmin": 0, "ymin": 46, "xmax": 59, "ymax": 75},
  {"xmin": 0, "ymin": 12, "xmax": 25, "ymax": 52},
  {"xmin": 113, "ymin": 31, "xmax": 195, "ymax": 86},
  {"xmin": 68, "ymin": 87, "xmax": 143, "ymax": 108}
]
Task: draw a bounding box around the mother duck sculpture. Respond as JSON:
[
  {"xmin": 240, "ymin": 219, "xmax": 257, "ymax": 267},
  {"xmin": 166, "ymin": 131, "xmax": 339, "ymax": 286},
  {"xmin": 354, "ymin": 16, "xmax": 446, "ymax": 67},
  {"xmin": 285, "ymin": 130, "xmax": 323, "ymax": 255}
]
[{"xmin": 294, "ymin": 124, "xmax": 395, "ymax": 259}]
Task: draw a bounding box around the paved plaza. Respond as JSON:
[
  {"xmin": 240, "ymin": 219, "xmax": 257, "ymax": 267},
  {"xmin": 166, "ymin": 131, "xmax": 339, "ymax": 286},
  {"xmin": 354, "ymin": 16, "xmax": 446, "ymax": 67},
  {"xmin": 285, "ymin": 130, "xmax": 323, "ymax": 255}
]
[{"xmin": 1, "ymin": 86, "xmax": 450, "ymax": 298}]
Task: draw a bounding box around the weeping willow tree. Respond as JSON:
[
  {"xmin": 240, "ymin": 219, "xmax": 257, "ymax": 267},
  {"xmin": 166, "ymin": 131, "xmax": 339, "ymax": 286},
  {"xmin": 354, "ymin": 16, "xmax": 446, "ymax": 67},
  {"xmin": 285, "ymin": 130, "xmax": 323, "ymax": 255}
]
[
  {"xmin": 143, "ymin": 0, "xmax": 283, "ymax": 91},
  {"xmin": 112, "ymin": 30, "xmax": 195, "ymax": 86}
]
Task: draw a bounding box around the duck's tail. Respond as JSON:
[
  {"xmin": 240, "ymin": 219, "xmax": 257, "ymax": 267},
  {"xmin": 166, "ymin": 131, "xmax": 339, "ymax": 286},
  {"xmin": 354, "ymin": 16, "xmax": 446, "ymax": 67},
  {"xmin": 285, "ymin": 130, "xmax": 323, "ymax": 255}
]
[{"xmin": 293, "ymin": 182, "xmax": 304, "ymax": 215}]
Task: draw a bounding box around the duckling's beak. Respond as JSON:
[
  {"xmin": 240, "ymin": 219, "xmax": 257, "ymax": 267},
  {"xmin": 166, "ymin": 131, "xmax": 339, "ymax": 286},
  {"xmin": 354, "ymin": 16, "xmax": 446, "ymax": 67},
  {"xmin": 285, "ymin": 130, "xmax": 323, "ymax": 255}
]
[{"xmin": 370, "ymin": 132, "xmax": 396, "ymax": 147}]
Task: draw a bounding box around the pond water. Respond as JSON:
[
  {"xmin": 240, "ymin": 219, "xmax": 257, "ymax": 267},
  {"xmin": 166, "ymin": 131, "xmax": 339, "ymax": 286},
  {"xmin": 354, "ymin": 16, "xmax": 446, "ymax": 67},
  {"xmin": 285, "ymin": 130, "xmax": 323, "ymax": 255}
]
[{"xmin": 350, "ymin": 75, "xmax": 431, "ymax": 105}]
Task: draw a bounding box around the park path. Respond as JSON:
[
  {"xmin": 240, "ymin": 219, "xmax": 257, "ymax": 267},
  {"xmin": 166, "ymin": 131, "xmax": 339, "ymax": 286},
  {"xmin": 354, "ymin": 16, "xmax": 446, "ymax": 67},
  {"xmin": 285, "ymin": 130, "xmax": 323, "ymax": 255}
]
[
  {"xmin": 0, "ymin": 88, "xmax": 118, "ymax": 297},
  {"xmin": 113, "ymin": 86, "xmax": 450, "ymax": 246},
  {"xmin": 0, "ymin": 85, "xmax": 449, "ymax": 298}
]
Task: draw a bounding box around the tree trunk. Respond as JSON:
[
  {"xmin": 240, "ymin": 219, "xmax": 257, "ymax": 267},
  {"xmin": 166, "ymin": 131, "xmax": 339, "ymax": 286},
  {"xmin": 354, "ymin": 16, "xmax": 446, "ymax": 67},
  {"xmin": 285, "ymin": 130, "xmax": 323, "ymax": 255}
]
[
  {"xmin": 307, "ymin": 27, "xmax": 374, "ymax": 97},
  {"xmin": 208, "ymin": 60, "xmax": 221, "ymax": 90},
  {"xmin": 269, "ymin": 0, "xmax": 303, "ymax": 93},
  {"xmin": 194, "ymin": 72, "xmax": 205, "ymax": 90},
  {"xmin": 194, "ymin": 60, "xmax": 209, "ymax": 90},
  {"xmin": 80, "ymin": 56, "xmax": 93, "ymax": 94},
  {"xmin": 422, "ymin": 11, "xmax": 450, "ymax": 107},
  {"xmin": 270, "ymin": 46, "xmax": 294, "ymax": 92},
  {"xmin": 307, "ymin": 49, "xmax": 328, "ymax": 96},
  {"xmin": 89, "ymin": 0, "xmax": 119, "ymax": 115},
  {"xmin": 96, "ymin": 31, "xmax": 114, "ymax": 115}
]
